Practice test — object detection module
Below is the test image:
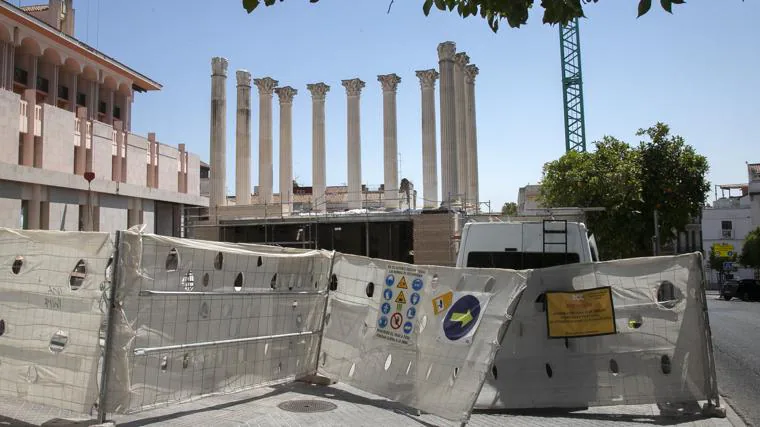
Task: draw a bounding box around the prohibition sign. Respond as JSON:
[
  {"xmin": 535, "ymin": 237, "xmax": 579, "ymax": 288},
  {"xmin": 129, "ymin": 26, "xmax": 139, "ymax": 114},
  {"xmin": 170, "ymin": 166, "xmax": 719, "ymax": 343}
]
[{"xmin": 390, "ymin": 312, "xmax": 403, "ymax": 329}]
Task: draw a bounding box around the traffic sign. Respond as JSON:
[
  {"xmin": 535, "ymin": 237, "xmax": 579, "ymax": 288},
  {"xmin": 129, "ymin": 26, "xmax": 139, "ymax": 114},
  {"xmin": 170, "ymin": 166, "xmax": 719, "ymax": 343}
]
[
  {"xmin": 410, "ymin": 292, "xmax": 420, "ymax": 306},
  {"xmin": 412, "ymin": 278, "xmax": 424, "ymax": 291},
  {"xmin": 443, "ymin": 295, "xmax": 482, "ymax": 341},
  {"xmin": 403, "ymin": 321, "xmax": 413, "ymax": 334},
  {"xmin": 395, "ymin": 291, "xmax": 407, "ymax": 304},
  {"xmin": 378, "ymin": 316, "xmax": 388, "ymax": 328},
  {"xmin": 383, "ymin": 288, "xmax": 393, "ymax": 300},
  {"xmin": 381, "ymin": 302, "xmax": 391, "ymax": 314},
  {"xmin": 397, "ymin": 276, "xmax": 408, "ymax": 289},
  {"xmin": 407, "ymin": 306, "xmax": 416, "ymax": 320},
  {"xmin": 385, "ymin": 274, "xmax": 395, "ymax": 286},
  {"xmin": 390, "ymin": 312, "xmax": 403, "ymax": 329}
]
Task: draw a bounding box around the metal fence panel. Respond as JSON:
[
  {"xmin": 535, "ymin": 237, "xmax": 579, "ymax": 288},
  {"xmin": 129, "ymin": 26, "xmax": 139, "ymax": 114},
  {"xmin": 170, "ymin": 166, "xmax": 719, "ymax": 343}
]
[
  {"xmin": 103, "ymin": 231, "xmax": 333, "ymax": 413},
  {"xmin": 319, "ymin": 253, "xmax": 527, "ymax": 422},
  {"xmin": 477, "ymin": 253, "xmax": 718, "ymax": 409},
  {"xmin": 0, "ymin": 228, "xmax": 113, "ymax": 413}
]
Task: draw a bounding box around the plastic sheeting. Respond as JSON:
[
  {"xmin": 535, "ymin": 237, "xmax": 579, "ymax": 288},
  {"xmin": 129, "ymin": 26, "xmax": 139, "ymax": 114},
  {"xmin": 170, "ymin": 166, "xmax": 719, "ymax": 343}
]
[
  {"xmin": 476, "ymin": 253, "xmax": 719, "ymax": 409},
  {"xmin": 102, "ymin": 231, "xmax": 333, "ymax": 413},
  {"xmin": 0, "ymin": 228, "xmax": 113, "ymax": 413},
  {"xmin": 319, "ymin": 253, "xmax": 527, "ymax": 422}
]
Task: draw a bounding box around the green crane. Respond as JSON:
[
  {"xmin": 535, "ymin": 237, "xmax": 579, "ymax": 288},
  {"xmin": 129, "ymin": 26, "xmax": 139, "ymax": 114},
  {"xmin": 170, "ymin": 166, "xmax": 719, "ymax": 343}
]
[{"xmin": 559, "ymin": 18, "xmax": 587, "ymax": 153}]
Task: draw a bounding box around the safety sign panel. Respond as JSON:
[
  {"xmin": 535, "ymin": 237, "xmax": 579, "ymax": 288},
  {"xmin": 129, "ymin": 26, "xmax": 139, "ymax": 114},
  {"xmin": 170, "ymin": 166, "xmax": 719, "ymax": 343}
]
[
  {"xmin": 376, "ymin": 265, "xmax": 426, "ymax": 345},
  {"xmin": 432, "ymin": 291, "xmax": 453, "ymax": 315},
  {"xmin": 438, "ymin": 292, "xmax": 490, "ymax": 345},
  {"xmin": 545, "ymin": 286, "xmax": 616, "ymax": 339}
]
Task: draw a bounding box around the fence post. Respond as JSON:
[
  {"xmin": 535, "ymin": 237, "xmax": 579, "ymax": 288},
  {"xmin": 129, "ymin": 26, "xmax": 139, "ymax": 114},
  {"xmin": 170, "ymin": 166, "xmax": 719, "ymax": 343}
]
[{"xmin": 98, "ymin": 230, "xmax": 122, "ymax": 423}]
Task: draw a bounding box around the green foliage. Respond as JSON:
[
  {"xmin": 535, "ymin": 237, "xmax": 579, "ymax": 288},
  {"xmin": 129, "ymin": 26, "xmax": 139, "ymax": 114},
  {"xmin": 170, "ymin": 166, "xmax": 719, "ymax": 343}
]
[
  {"xmin": 540, "ymin": 123, "xmax": 709, "ymax": 260},
  {"xmin": 709, "ymin": 249, "xmax": 737, "ymax": 274},
  {"xmin": 740, "ymin": 227, "xmax": 760, "ymax": 270},
  {"xmin": 242, "ymin": 0, "xmax": 687, "ymax": 31},
  {"xmin": 501, "ymin": 201, "xmax": 517, "ymax": 216}
]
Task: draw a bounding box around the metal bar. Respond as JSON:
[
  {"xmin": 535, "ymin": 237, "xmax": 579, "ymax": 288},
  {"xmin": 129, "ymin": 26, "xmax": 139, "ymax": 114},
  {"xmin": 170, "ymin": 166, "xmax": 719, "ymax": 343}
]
[
  {"xmin": 138, "ymin": 289, "xmax": 326, "ymax": 297},
  {"xmin": 98, "ymin": 230, "xmax": 121, "ymax": 423},
  {"xmin": 313, "ymin": 250, "xmax": 337, "ymax": 373},
  {"xmin": 134, "ymin": 330, "xmax": 320, "ymax": 356}
]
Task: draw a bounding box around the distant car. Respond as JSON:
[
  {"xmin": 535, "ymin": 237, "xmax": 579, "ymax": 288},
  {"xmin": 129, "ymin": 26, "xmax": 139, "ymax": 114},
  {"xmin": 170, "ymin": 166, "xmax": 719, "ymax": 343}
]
[{"xmin": 721, "ymin": 279, "xmax": 760, "ymax": 301}]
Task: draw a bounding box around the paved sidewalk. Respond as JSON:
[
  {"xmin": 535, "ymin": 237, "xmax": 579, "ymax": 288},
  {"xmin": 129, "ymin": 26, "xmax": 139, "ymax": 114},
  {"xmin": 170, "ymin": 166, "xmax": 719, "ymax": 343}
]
[{"xmin": 0, "ymin": 381, "xmax": 742, "ymax": 427}]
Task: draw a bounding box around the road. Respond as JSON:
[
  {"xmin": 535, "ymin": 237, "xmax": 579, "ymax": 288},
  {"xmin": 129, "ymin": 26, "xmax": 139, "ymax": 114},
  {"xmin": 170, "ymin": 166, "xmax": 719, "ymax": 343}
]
[{"xmin": 708, "ymin": 295, "xmax": 760, "ymax": 426}]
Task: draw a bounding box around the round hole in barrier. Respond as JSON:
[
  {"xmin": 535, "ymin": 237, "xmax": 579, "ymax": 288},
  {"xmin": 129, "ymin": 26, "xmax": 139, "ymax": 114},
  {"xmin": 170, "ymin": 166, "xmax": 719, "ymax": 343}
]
[
  {"xmin": 609, "ymin": 359, "xmax": 619, "ymax": 375},
  {"xmin": 491, "ymin": 365, "xmax": 498, "ymax": 380},
  {"xmin": 384, "ymin": 354, "xmax": 392, "ymax": 371},
  {"xmin": 265, "ymin": 343, "xmax": 270, "ymax": 356},
  {"xmin": 661, "ymin": 355, "xmax": 672, "ymax": 375},
  {"xmin": 365, "ymin": 282, "xmax": 375, "ymax": 298},
  {"xmin": 321, "ymin": 351, "xmax": 327, "ymax": 366},
  {"xmin": 656, "ymin": 281, "xmax": 679, "ymax": 309},
  {"xmin": 535, "ymin": 293, "xmax": 546, "ymax": 313},
  {"xmin": 628, "ymin": 315, "xmax": 643, "ymax": 329},
  {"xmin": 183, "ymin": 353, "xmax": 190, "ymax": 369},
  {"xmin": 545, "ymin": 363, "xmax": 553, "ymax": 378},
  {"xmin": 98, "ymin": 321, "xmax": 106, "ymax": 347},
  {"xmin": 329, "ymin": 274, "xmax": 338, "ymax": 291},
  {"xmin": 348, "ymin": 363, "xmax": 356, "ymax": 378},
  {"xmin": 202, "ymin": 273, "xmax": 210, "ymax": 287},
  {"xmin": 431, "ymin": 274, "xmax": 439, "ymax": 290},
  {"xmin": 182, "ymin": 270, "xmax": 195, "ymax": 291},
  {"xmin": 214, "ymin": 252, "xmax": 224, "ymax": 270},
  {"xmin": 296, "ymin": 314, "xmax": 303, "ymax": 325},
  {"xmin": 0, "ymin": 319, "xmax": 5, "ymax": 336},
  {"xmin": 234, "ymin": 272, "xmax": 244, "ymax": 292},
  {"xmin": 104, "ymin": 256, "xmax": 113, "ymax": 282},
  {"xmin": 484, "ymin": 277, "xmax": 496, "ymax": 293},
  {"xmin": 419, "ymin": 315, "xmax": 428, "ymax": 333},
  {"xmin": 26, "ymin": 366, "xmax": 38, "ymax": 383},
  {"xmin": 12, "ymin": 256, "xmax": 24, "ymax": 274},
  {"xmin": 270, "ymin": 273, "xmax": 278, "ymax": 290},
  {"xmin": 160, "ymin": 355, "xmax": 168, "ymax": 371},
  {"xmin": 69, "ymin": 259, "xmax": 87, "ymax": 291},
  {"xmin": 324, "ymin": 312, "xmax": 331, "ymax": 326},
  {"xmin": 49, "ymin": 330, "xmax": 68, "ymax": 353},
  {"xmin": 165, "ymin": 248, "xmax": 179, "ymax": 272},
  {"xmin": 200, "ymin": 302, "xmax": 209, "ymax": 319},
  {"xmin": 257, "ymin": 256, "xmax": 263, "ymax": 267}
]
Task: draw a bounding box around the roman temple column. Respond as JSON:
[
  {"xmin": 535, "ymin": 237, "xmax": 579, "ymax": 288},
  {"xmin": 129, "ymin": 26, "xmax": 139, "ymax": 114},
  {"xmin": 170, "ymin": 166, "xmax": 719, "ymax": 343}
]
[
  {"xmin": 437, "ymin": 42, "xmax": 458, "ymax": 205},
  {"xmin": 378, "ymin": 73, "xmax": 401, "ymax": 209},
  {"xmin": 416, "ymin": 69, "xmax": 439, "ymax": 208},
  {"xmin": 465, "ymin": 64, "xmax": 480, "ymax": 209},
  {"xmin": 454, "ymin": 52, "xmax": 470, "ymax": 206},
  {"xmin": 254, "ymin": 77, "xmax": 279, "ymax": 204},
  {"xmin": 341, "ymin": 78, "xmax": 366, "ymax": 210},
  {"xmin": 235, "ymin": 70, "xmax": 252, "ymax": 205},
  {"xmin": 307, "ymin": 83, "xmax": 330, "ymax": 212},
  {"xmin": 209, "ymin": 57, "xmax": 228, "ymax": 211},
  {"xmin": 276, "ymin": 86, "xmax": 297, "ymax": 215}
]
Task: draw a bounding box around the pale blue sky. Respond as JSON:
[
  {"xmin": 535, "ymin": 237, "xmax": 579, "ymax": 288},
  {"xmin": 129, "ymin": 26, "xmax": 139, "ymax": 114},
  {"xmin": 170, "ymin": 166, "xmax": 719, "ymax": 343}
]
[{"xmin": 28, "ymin": 0, "xmax": 760, "ymax": 208}]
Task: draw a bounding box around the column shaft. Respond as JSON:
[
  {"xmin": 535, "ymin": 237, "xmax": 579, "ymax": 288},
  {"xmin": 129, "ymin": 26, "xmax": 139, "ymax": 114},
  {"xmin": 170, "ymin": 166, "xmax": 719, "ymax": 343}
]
[
  {"xmin": 342, "ymin": 79, "xmax": 365, "ymax": 210},
  {"xmin": 378, "ymin": 74, "xmax": 401, "ymax": 210},
  {"xmin": 209, "ymin": 57, "xmax": 228, "ymax": 210},
  {"xmin": 22, "ymin": 89, "xmax": 36, "ymax": 167},
  {"xmin": 254, "ymin": 77, "xmax": 278, "ymax": 204},
  {"xmin": 416, "ymin": 69, "xmax": 439, "ymax": 208},
  {"xmin": 276, "ymin": 86, "xmax": 297, "ymax": 215},
  {"xmin": 438, "ymin": 42, "xmax": 458, "ymax": 205},
  {"xmin": 454, "ymin": 52, "xmax": 470, "ymax": 205},
  {"xmin": 465, "ymin": 64, "xmax": 480, "ymax": 209},
  {"xmin": 49, "ymin": 64, "xmax": 59, "ymax": 106},
  {"xmin": 235, "ymin": 70, "xmax": 252, "ymax": 205},
  {"xmin": 307, "ymin": 83, "xmax": 329, "ymax": 212}
]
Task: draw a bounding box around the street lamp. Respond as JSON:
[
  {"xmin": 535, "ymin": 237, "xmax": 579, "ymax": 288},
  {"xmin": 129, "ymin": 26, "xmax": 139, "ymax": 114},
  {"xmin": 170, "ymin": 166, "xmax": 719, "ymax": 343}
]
[{"xmin": 84, "ymin": 171, "xmax": 95, "ymax": 231}]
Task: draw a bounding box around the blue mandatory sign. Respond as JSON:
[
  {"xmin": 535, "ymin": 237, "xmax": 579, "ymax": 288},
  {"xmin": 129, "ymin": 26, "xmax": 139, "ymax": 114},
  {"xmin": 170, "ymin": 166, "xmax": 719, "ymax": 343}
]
[
  {"xmin": 443, "ymin": 295, "xmax": 482, "ymax": 341},
  {"xmin": 381, "ymin": 302, "xmax": 391, "ymax": 314},
  {"xmin": 412, "ymin": 278, "xmax": 424, "ymax": 291},
  {"xmin": 378, "ymin": 316, "xmax": 388, "ymax": 329},
  {"xmin": 403, "ymin": 321, "xmax": 414, "ymax": 335},
  {"xmin": 406, "ymin": 306, "xmax": 416, "ymax": 320},
  {"xmin": 385, "ymin": 274, "xmax": 395, "ymax": 287},
  {"xmin": 410, "ymin": 292, "xmax": 421, "ymax": 306},
  {"xmin": 383, "ymin": 288, "xmax": 393, "ymax": 301}
]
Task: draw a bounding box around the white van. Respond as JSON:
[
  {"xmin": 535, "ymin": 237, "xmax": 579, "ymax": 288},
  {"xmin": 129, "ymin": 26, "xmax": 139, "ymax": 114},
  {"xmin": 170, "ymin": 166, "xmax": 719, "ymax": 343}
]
[{"xmin": 455, "ymin": 220, "xmax": 599, "ymax": 269}]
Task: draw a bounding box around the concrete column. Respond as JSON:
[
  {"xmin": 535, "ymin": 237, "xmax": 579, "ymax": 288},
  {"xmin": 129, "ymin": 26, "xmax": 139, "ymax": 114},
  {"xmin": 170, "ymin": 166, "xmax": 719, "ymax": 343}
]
[
  {"xmin": 307, "ymin": 83, "xmax": 330, "ymax": 212},
  {"xmin": 27, "ymin": 185, "xmax": 42, "ymax": 230},
  {"xmin": 124, "ymin": 94, "xmax": 132, "ymax": 131},
  {"xmin": 68, "ymin": 71, "xmax": 78, "ymax": 112},
  {"xmin": 276, "ymin": 86, "xmax": 297, "ymax": 215},
  {"xmin": 209, "ymin": 57, "xmax": 228, "ymax": 210},
  {"xmin": 22, "ymin": 89, "xmax": 36, "ymax": 167},
  {"xmin": 0, "ymin": 42, "xmax": 6, "ymax": 90},
  {"xmin": 48, "ymin": 64, "xmax": 59, "ymax": 106},
  {"xmin": 465, "ymin": 64, "xmax": 480, "ymax": 209},
  {"xmin": 415, "ymin": 69, "xmax": 439, "ymax": 209},
  {"xmin": 254, "ymin": 77, "xmax": 278, "ymax": 204},
  {"xmin": 377, "ymin": 74, "xmax": 402, "ymax": 210},
  {"xmin": 341, "ymin": 78, "xmax": 365, "ymax": 210},
  {"xmin": 454, "ymin": 52, "xmax": 469, "ymax": 205},
  {"xmin": 113, "ymin": 119, "xmax": 123, "ymax": 182},
  {"xmin": 438, "ymin": 42, "xmax": 458, "ymax": 205},
  {"xmin": 147, "ymin": 132, "xmax": 157, "ymax": 188},
  {"xmin": 105, "ymin": 87, "xmax": 114, "ymax": 124},
  {"xmin": 75, "ymin": 107, "xmax": 87, "ymax": 175},
  {"xmin": 235, "ymin": 70, "xmax": 252, "ymax": 205}
]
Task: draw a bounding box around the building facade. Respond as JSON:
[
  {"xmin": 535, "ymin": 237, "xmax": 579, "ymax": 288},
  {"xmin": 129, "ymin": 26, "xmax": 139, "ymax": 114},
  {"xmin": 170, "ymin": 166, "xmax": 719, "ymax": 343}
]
[{"xmin": 0, "ymin": 0, "xmax": 206, "ymax": 235}]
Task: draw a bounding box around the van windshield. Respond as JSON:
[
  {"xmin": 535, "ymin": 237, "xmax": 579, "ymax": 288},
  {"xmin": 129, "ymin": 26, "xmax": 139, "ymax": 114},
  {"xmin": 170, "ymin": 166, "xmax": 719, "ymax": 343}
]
[{"xmin": 466, "ymin": 252, "xmax": 580, "ymax": 270}]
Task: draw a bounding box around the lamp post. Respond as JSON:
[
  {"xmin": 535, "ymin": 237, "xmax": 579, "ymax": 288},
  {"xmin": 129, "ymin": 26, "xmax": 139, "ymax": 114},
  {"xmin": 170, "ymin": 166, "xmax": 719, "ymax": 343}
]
[{"xmin": 84, "ymin": 171, "xmax": 95, "ymax": 231}]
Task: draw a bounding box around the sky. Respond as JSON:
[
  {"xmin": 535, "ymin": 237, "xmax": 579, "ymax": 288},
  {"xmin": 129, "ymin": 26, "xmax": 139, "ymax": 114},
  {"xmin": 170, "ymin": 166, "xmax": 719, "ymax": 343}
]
[{"xmin": 21, "ymin": 0, "xmax": 759, "ymax": 208}]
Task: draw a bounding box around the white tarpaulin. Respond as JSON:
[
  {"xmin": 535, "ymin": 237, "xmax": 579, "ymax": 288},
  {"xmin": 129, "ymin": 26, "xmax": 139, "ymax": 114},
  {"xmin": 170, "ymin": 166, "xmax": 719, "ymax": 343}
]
[
  {"xmin": 476, "ymin": 253, "xmax": 719, "ymax": 410},
  {"xmin": 102, "ymin": 231, "xmax": 333, "ymax": 413},
  {"xmin": 319, "ymin": 253, "xmax": 526, "ymax": 422},
  {"xmin": 0, "ymin": 228, "xmax": 112, "ymax": 413}
]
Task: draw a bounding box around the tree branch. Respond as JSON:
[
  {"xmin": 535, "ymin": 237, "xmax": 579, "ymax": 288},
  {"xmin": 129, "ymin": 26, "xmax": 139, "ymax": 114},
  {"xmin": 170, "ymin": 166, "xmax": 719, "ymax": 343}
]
[{"xmin": 387, "ymin": 0, "xmax": 394, "ymax": 14}]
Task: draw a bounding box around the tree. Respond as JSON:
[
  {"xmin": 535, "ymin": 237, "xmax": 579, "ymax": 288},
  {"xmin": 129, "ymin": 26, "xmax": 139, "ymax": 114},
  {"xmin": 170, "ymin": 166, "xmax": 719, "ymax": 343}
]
[
  {"xmin": 502, "ymin": 201, "xmax": 517, "ymax": 216},
  {"xmin": 242, "ymin": 0, "xmax": 687, "ymax": 31},
  {"xmin": 740, "ymin": 227, "xmax": 760, "ymax": 272},
  {"xmin": 540, "ymin": 123, "xmax": 709, "ymax": 260}
]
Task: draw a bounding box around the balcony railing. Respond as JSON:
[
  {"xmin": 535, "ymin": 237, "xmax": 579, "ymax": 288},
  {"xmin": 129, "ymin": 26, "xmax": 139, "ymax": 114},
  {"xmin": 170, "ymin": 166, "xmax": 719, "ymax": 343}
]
[
  {"xmin": 86, "ymin": 121, "xmax": 92, "ymax": 149},
  {"xmin": 74, "ymin": 117, "xmax": 81, "ymax": 147},
  {"xmin": 33, "ymin": 105, "xmax": 42, "ymax": 137},
  {"xmin": 19, "ymin": 100, "xmax": 28, "ymax": 133}
]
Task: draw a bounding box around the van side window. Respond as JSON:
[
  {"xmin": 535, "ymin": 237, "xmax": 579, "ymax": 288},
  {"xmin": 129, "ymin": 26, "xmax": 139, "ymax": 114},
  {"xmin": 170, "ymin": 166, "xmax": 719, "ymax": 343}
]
[{"xmin": 467, "ymin": 252, "xmax": 580, "ymax": 270}]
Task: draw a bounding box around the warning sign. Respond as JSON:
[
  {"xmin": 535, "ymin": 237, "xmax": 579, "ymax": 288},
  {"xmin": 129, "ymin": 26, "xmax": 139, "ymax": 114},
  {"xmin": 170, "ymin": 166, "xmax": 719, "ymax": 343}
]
[
  {"xmin": 395, "ymin": 291, "xmax": 407, "ymax": 304},
  {"xmin": 545, "ymin": 286, "xmax": 617, "ymax": 339},
  {"xmin": 376, "ymin": 265, "xmax": 426, "ymax": 345},
  {"xmin": 432, "ymin": 291, "xmax": 453, "ymax": 315}
]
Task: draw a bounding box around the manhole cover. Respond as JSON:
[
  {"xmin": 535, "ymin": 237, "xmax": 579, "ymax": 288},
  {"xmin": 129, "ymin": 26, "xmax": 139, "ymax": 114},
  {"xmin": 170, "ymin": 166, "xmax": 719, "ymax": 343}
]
[{"xmin": 277, "ymin": 399, "xmax": 337, "ymax": 413}]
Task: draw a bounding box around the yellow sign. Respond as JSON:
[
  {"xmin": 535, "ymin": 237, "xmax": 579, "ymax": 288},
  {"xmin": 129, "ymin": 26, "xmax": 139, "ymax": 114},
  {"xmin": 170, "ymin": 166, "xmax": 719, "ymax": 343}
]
[
  {"xmin": 432, "ymin": 291, "xmax": 453, "ymax": 315},
  {"xmin": 397, "ymin": 276, "xmax": 408, "ymax": 289},
  {"xmin": 545, "ymin": 287, "xmax": 616, "ymax": 339},
  {"xmin": 712, "ymin": 243, "xmax": 734, "ymax": 258},
  {"xmin": 395, "ymin": 291, "xmax": 407, "ymax": 304}
]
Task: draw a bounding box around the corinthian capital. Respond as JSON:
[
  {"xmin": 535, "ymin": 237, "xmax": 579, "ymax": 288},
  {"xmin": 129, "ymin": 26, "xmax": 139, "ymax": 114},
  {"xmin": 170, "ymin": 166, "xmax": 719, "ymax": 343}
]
[
  {"xmin": 415, "ymin": 69, "xmax": 439, "ymax": 89},
  {"xmin": 275, "ymin": 86, "xmax": 298, "ymax": 104},
  {"xmin": 307, "ymin": 82, "xmax": 330, "ymax": 100},
  {"xmin": 454, "ymin": 52, "xmax": 470, "ymax": 69},
  {"xmin": 377, "ymin": 73, "xmax": 402, "ymax": 92},
  {"xmin": 437, "ymin": 41, "xmax": 456, "ymax": 61},
  {"xmin": 254, "ymin": 77, "xmax": 279, "ymax": 95},
  {"xmin": 236, "ymin": 70, "xmax": 251, "ymax": 87},
  {"xmin": 211, "ymin": 57, "xmax": 228, "ymax": 77},
  {"xmin": 341, "ymin": 78, "xmax": 366, "ymax": 96},
  {"xmin": 465, "ymin": 64, "xmax": 480, "ymax": 84}
]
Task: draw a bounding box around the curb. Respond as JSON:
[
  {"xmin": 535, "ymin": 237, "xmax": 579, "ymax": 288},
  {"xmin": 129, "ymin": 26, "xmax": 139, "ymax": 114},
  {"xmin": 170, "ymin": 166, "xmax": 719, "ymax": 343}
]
[{"xmin": 721, "ymin": 395, "xmax": 748, "ymax": 427}]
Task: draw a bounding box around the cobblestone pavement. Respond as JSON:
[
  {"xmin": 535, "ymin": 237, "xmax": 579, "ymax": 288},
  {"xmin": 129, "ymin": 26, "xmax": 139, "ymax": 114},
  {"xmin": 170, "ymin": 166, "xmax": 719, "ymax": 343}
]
[{"xmin": 0, "ymin": 381, "xmax": 743, "ymax": 427}]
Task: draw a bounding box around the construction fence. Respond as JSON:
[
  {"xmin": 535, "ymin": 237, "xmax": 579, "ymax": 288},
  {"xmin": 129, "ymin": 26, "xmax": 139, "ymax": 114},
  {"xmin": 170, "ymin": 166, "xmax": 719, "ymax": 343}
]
[{"xmin": 0, "ymin": 228, "xmax": 721, "ymax": 424}]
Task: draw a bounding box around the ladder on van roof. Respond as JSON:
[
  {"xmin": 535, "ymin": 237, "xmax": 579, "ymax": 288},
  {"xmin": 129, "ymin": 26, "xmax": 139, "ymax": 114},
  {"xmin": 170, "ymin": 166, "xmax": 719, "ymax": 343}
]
[{"xmin": 542, "ymin": 219, "xmax": 568, "ymax": 267}]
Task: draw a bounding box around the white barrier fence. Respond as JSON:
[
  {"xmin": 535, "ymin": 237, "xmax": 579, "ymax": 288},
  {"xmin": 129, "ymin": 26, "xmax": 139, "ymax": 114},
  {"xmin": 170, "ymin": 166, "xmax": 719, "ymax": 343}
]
[{"xmin": 477, "ymin": 253, "xmax": 720, "ymax": 411}]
